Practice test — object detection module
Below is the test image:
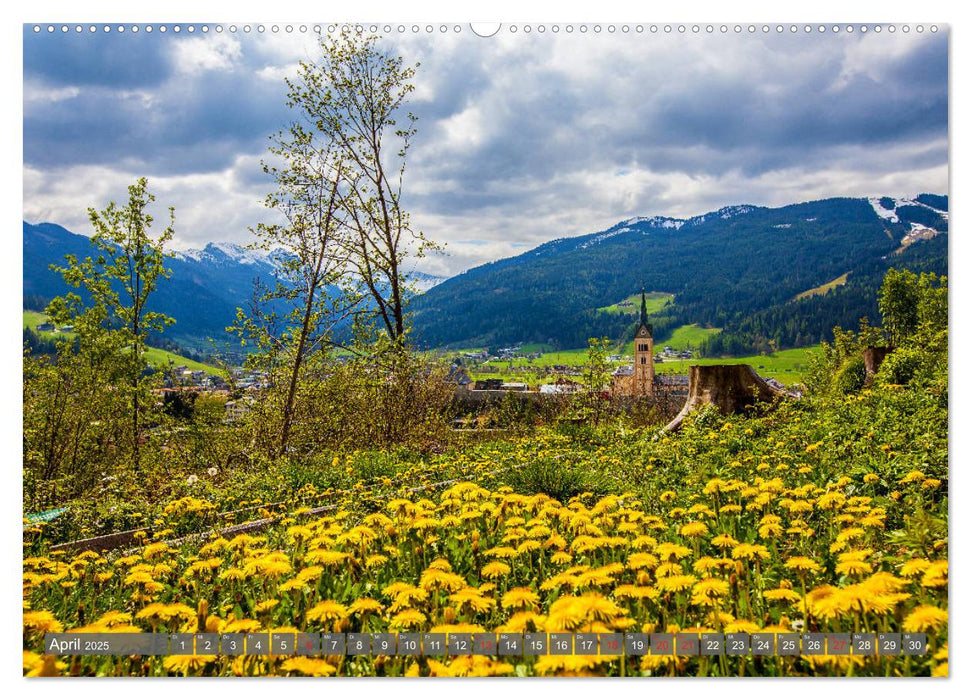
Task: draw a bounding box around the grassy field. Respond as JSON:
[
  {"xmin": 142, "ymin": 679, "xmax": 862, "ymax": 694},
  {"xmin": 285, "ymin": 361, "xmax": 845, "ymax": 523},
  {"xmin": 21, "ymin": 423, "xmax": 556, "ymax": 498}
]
[
  {"xmin": 621, "ymin": 323, "xmax": 721, "ymax": 354},
  {"xmin": 653, "ymin": 345, "xmax": 820, "ymax": 385},
  {"xmin": 794, "ymin": 272, "xmax": 849, "ymax": 300},
  {"xmin": 470, "ymin": 344, "xmax": 820, "ymax": 387},
  {"xmin": 596, "ymin": 291, "xmax": 673, "ymax": 315},
  {"xmin": 24, "ymin": 310, "xmax": 222, "ymax": 374}
]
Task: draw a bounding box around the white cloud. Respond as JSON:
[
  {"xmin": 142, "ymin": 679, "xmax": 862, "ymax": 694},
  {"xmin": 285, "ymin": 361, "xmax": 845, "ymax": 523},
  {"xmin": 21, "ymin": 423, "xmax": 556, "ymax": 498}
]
[{"xmin": 171, "ymin": 34, "xmax": 242, "ymax": 75}]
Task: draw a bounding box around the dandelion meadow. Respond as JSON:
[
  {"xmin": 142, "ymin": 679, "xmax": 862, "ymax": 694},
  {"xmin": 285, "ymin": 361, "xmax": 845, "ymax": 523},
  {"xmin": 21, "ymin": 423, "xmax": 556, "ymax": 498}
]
[{"xmin": 24, "ymin": 298, "xmax": 949, "ymax": 675}]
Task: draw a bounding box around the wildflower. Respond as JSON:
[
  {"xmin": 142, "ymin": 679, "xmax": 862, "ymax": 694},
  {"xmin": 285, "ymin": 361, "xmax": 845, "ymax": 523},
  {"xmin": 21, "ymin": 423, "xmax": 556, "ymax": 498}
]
[
  {"xmin": 785, "ymin": 556, "xmax": 823, "ymax": 574},
  {"xmin": 921, "ymin": 561, "xmax": 948, "ymax": 588},
  {"xmin": 254, "ymin": 600, "xmax": 279, "ymax": 615},
  {"xmin": 481, "ymin": 562, "xmax": 511, "ymax": 580},
  {"xmin": 763, "ymin": 588, "xmax": 802, "ymax": 604},
  {"xmin": 163, "ymin": 654, "xmax": 214, "ymax": 674},
  {"xmin": 731, "ymin": 543, "xmax": 770, "ymax": 562},
  {"xmin": 419, "ymin": 569, "xmax": 466, "ymax": 593},
  {"xmin": 348, "ymin": 598, "xmax": 383, "ymax": 616},
  {"xmin": 710, "ymin": 534, "xmax": 739, "ymax": 549},
  {"xmin": 654, "ymin": 542, "xmax": 691, "ymax": 560},
  {"xmin": 691, "ymin": 578, "xmax": 730, "ymax": 605},
  {"xmin": 281, "ymin": 657, "xmax": 337, "ymax": 676},
  {"xmin": 306, "ymin": 600, "xmax": 348, "ymax": 624},
  {"xmin": 389, "ymin": 610, "xmax": 427, "ymax": 630},
  {"xmin": 680, "ymin": 521, "xmax": 708, "ymax": 538},
  {"xmin": 186, "ymin": 474, "xmax": 198, "ymax": 486},
  {"xmin": 23, "ymin": 610, "xmax": 63, "ymax": 634},
  {"xmin": 502, "ymin": 587, "xmax": 540, "ymax": 609},
  {"xmin": 656, "ymin": 574, "xmax": 697, "ymax": 593},
  {"xmin": 903, "ymin": 605, "xmax": 948, "ymax": 633}
]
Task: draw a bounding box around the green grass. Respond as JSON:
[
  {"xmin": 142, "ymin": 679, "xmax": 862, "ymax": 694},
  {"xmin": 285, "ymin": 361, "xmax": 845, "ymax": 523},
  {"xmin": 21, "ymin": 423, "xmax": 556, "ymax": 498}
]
[
  {"xmin": 24, "ymin": 310, "xmax": 223, "ymax": 374},
  {"xmin": 597, "ymin": 291, "xmax": 674, "ymax": 315},
  {"xmin": 653, "ymin": 345, "xmax": 821, "ymax": 385},
  {"xmin": 794, "ymin": 272, "xmax": 849, "ymax": 301},
  {"xmin": 472, "ymin": 344, "xmax": 821, "ymax": 387},
  {"xmin": 482, "ymin": 347, "xmax": 592, "ymax": 369},
  {"xmin": 620, "ymin": 323, "xmax": 721, "ymax": 355}
]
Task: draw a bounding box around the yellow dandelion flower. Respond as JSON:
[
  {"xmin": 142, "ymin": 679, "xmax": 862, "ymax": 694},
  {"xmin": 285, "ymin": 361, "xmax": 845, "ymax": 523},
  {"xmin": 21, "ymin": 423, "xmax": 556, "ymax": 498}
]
[
  {"xmin": 23, "ymin": 610, "xmax": 63, "ymax": 634},
  {"xmin": 502, "ymin": 587, "xmax": 540, "ymax": 609},
  {"xmin": 306, "ymin": 600, "xmax": 348, "ymax": 624},
  {"xmin": 254, "ymin": 600, "xmax": 279, "ymax": 614},
  {"xmin": 784, "ymin": 556, "xmax": 822, "ymax": 573},
  {"xmin": 389, "ymin": 609, "xmax": 427, "ymax": 630},
  {"xmin": 656, "ymin": 574, "xmax": 697, "ymax": 593},
  {"xmin": 348, "ymin": 598, "xmax": 383, "ymax": 616},
  {"xmin": 163, "ymin": 654, "xmax": 215, "ymax": 674},
  {"xmin": 710, "ymin": 533, "xmax": 739, "ymax": 549},
  {"xmin": 481, "ymin": 562, "xmax": 511, "ymax": 580},
  {"xmin": 550, "ymin": 551, "xmax": 573, "ymax": 565},
  {"xmin": 281, "ymin": 657, "xmax": 337, "ymax": 676},
  {"xmin": 680, "ymin": 521, "xmax": 708, "ymax": 538},
  {"xmin": 763, "ymin": 588, "xmax": 802, "ymax": 604},
  {"xmin": 731, "ymin": 543, "xmax": 771, "ymax": 562},
  {"xmin": 691, "ymin": 578, "xmax": 730, "ymax": 605},
  {"xmin": 903, "ymin": 605, "xmax": 948, "ymax": 633},
  {"xmin": 921, "ymin": 561, "xmax": 948, "ymax": 588}
]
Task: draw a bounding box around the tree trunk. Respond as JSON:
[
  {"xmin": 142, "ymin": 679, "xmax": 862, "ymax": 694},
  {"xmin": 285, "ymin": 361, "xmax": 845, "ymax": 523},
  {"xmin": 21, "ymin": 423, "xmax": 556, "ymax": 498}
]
[
  {"xmin": 663, "ymin": 364, "xmax": 791, "ymax": 432},
  {"xmin": 863, "ymin": 346, "xmax": 893, "ymax": 384}
]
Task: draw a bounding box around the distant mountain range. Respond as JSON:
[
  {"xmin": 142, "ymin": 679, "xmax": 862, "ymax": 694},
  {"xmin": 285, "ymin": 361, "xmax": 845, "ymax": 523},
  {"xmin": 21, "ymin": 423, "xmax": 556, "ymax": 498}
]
[
  {"xmin": 23, "ymin": 222, "xmax": 446, "ymax": 355},
  {"xmin": 23, "ymin": 193, "xmax": 948, "ymax": 357},
  {"xmin": 408, "ymin": 194, "xmax": 948, "ymax": 352}
]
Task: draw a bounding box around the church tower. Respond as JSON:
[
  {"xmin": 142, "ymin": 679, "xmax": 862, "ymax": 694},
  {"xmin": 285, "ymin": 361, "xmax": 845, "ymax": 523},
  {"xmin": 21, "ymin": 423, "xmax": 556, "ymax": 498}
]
[{"xmin": 634, "ymin": 290, "xmax": 655, "ymax": 395}]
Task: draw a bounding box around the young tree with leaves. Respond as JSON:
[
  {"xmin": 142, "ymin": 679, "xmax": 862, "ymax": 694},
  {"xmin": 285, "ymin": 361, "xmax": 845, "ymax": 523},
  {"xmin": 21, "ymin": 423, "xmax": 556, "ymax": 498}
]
[
  {"xmin": 293, "ymin": 30, "xmax": 438, "ymax": 345},
  {"xmin": 46, "ymin": 177, "xmax": 174, "ymax": 472}
]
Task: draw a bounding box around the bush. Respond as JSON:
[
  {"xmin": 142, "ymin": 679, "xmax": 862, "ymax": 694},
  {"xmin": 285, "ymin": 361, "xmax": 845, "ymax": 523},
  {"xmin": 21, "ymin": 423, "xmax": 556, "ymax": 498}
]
[
  {"xmin": 875, "ymin": 347, "xmax": 923, "ymax": 386},
  {"xmin": 834, "ymin": 356, "xmax": 867, "ymax": 394}
]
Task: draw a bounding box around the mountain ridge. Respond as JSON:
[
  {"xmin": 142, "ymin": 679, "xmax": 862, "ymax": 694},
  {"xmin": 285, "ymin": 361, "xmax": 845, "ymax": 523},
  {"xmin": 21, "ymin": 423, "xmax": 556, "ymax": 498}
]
[{"xmin": 409, "ymin": 194, "xmax": 948, "ymax": 351}]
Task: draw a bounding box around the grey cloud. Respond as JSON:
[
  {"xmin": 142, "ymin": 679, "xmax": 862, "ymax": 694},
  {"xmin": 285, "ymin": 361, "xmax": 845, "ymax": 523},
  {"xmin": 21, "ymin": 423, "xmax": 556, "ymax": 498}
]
[{"xmin": 23, "ymin": 28, "xmax": 948, "ymax": 277}]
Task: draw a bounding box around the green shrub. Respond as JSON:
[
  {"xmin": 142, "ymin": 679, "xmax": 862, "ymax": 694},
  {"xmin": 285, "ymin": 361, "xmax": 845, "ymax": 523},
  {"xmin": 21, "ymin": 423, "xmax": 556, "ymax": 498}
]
[
  {"xmin": 834, "ymin": 356, "xmax": 867, "ymax": 394},
  {"xmin": 876, "ymin": 347, "xmax": 923, "ymax": 386}
]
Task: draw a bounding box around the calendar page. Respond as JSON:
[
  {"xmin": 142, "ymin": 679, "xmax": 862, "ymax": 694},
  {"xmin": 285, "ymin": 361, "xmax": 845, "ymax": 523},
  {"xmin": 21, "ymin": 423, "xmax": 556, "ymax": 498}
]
[{"xmin": 21, "ymin": 14, "xmax": 949, "ymax": 682}]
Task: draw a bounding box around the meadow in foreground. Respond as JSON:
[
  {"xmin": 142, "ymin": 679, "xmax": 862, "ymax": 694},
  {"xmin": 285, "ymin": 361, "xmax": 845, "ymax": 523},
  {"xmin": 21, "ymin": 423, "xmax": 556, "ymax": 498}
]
[{"xmin": 23, "ymin": 374, "xmax": 948, "ymax": 677}]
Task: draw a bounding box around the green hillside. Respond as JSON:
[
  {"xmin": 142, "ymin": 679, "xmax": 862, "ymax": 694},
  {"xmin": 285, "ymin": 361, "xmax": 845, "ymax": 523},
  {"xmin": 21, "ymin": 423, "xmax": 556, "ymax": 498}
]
[
  {"xmin": 23, "ymin": 310, "xmax": 222, "ymax": 374},
  {"xmin": 597, "ymin": 291, "xmax": 673, "ymax": 315}
]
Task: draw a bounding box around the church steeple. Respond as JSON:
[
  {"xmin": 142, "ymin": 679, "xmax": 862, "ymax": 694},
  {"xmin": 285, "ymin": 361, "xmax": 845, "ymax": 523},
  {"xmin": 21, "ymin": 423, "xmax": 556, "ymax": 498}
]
[{"xmin": 639, "ymin": 288, "xmax": 653, "ymax": 336}]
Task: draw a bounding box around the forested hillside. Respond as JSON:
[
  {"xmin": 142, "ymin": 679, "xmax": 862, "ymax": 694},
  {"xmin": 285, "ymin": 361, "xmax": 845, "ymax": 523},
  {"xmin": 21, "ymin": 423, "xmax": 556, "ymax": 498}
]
[{"xmin": 410, "ymin": 196, "xmax": 948, "ymax": 354}]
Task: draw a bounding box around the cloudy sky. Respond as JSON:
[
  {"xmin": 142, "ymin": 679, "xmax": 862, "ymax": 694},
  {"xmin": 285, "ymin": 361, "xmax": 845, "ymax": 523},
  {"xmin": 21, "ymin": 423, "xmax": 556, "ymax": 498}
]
[{"xmin": 23, "ymin": 24, "xmax": 948, "ymax": 277}]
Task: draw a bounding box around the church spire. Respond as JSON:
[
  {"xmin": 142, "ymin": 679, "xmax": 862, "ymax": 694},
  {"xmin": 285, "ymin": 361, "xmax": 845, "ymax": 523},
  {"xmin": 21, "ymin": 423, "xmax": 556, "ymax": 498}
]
[{"xmin": 639, "ymin": 288, "xmax": 653, "ymax": 336}]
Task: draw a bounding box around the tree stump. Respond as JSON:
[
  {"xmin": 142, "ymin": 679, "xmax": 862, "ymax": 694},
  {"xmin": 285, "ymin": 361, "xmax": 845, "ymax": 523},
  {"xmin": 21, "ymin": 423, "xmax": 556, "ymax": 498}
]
[
  {"xmin": 663, "ymin": 364, "xmax": 790, "ymax": 432},
  {"xmin": 864, "ymin": 346, "xmax": 893, "ymax": 379}
]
